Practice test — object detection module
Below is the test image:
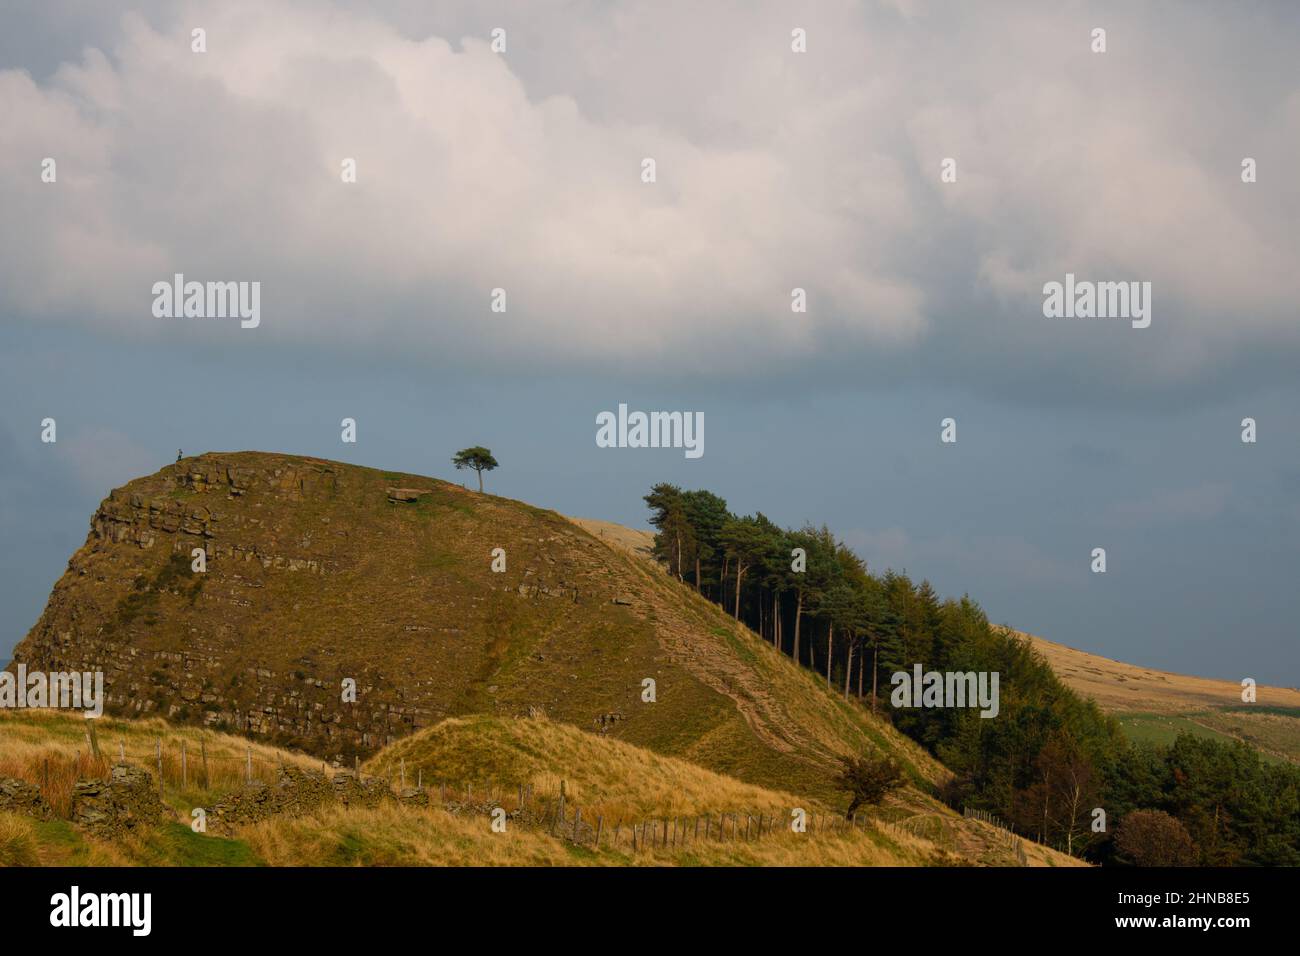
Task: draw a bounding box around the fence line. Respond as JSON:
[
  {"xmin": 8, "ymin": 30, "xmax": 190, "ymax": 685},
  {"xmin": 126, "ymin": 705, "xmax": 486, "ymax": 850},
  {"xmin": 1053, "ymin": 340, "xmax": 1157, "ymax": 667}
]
[
  {"xmin": 44, "ymin": 730, "xmax": 885, "ymax": 853},
  {"xmin": 962, "ymin": 806, "xmax": 1029, "ymax": 864}
]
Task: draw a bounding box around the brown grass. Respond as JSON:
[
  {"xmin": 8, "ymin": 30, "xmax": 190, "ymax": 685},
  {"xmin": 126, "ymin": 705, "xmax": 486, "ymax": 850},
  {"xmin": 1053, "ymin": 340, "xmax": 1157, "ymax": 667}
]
[
  {"xmin": 239, "ymin": 801, "xmax": 944, "ymax": 867},
  {"xmin": 0, "ymin": 709, "xmax": 320, "ymax": 814},
  {"xmin": 365, "ymin": 714, "xmax": 809, "ymax": 824},
  {"xmin": 1010, "ymin": 629, "xmax": 1300, "ymax": 714},
  {"xmin": 0, "ymin": 709, "xmax": 1082, "ymax": 867},
  {"xmin": 0, "ymin": 813, "xmax": 40, "ymax": 866}
]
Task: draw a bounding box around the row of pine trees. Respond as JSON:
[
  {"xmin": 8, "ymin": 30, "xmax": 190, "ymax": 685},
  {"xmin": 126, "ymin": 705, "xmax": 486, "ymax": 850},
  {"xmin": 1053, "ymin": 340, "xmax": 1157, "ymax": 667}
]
[
  {"xmin": 643, "ymin": 482, "xmax": 1300, "ymax": 866},
  {"xmin": 645, "ymin": 481, "xmax": 973, "ymax": 710}
]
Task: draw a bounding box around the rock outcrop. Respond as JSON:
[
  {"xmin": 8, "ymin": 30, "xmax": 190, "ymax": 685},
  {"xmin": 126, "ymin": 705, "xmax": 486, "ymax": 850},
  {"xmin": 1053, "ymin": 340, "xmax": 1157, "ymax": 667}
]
[{"xmin": 11, "ymin": 452, "xmax": 631, "ymax": 765}]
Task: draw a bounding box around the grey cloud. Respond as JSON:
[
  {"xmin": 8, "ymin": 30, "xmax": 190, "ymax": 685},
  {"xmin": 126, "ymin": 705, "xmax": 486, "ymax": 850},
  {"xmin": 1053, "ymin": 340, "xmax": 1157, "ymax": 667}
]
[{"xmin": 0, "ymin": 0, "xmax": 1295, "ymax": 401}]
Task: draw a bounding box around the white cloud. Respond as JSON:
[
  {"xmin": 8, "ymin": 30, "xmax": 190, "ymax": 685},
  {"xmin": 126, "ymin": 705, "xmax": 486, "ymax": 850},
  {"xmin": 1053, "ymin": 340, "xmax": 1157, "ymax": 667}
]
[{"xmin": 0, "ymin": 1, "xmax": 1295, "ymax": 387}]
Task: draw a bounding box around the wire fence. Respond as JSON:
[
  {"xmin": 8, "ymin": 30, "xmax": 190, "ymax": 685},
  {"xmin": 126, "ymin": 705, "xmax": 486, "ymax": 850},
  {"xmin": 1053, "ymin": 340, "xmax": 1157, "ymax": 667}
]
[
  {"xmin": 25, "ymin": 729, "xmax": 866, "ymax": 851},
  {"xmin": 20, "ymin": 724, "xmax": 1034, "ymax": 863},
  {"xmin": 963, "ymin": 806, "xmax": 1029, "ymax": 864}
]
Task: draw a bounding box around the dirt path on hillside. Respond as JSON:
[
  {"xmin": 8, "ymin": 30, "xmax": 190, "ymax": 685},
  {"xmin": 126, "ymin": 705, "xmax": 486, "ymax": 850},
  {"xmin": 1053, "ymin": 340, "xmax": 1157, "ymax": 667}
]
[
  {"xmin": 564, "ymin": 515, "xmax": 1084, "ymax": 867},
  {"xmin": 568, "ymin": 516, "xmax": 833, "ymax": 761}
]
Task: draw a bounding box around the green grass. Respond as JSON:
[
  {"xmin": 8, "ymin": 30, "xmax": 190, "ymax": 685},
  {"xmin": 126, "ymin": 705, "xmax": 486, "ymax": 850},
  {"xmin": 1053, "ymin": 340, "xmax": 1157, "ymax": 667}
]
[
  {"xmin": 1115, "ymin": 712, "xmax": 1236, "ymax": 748},
  {"xmin": 716, "ymin": 625, "xmax": 758, "ymax": 667},
  {"xmin": 1195, "ymin": 709, "xmax": 1300, "ymax": 764},
  {"xmin": 144, "ymin": 823, "xmax": 263, "ymax": 866},
  {"xmin": 1219, "ymin": 705, "xmax": 1300, "ymax": 717},
  {"xmin": 15, "ymin": 818, "xmax": 260, "ymax": 867},
  {"xmin": 1116, "ymin": 709, "xmax": 1300, "ymax": 764}
]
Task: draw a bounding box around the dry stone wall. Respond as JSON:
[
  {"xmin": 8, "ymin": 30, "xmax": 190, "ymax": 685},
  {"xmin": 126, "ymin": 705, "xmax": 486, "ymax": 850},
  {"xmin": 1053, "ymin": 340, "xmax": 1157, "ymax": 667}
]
[{"xmin": 71, "ymin": 764, "xmax": 167, "ymax": 836}]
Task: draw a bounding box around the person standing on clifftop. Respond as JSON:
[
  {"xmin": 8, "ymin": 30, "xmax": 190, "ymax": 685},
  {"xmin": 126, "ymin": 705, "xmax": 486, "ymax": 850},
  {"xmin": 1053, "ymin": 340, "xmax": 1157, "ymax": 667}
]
[{"xmin": 176, "ymin": 449, "xmax": 183, "ymax": 462}]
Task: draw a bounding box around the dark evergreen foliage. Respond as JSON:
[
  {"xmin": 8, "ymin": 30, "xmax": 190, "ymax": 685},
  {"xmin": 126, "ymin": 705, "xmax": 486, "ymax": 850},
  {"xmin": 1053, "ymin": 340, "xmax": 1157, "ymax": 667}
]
[{"xmin": 645, "ymin": 484, "xmax": 1300, "ymax": 865}]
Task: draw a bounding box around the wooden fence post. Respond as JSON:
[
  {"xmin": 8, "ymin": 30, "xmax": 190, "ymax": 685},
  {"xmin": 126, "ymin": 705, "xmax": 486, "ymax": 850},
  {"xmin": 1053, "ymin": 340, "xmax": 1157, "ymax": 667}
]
[
  {"xmin": 201, "ymin": 737, "xmax": 208, "ymax": 787},
  {"xmin": 86, "ymin": 718, "xmax": 102, "ymax": 760},
  {"xmin": 400, "ymin": 758, "xmax": 406, "ymax": 790},
  {"xmin": 246, "ymin": 746, "xmax": 252, "ymax": 783},
  {"xmin": 181, "ymin": 740, "xmax": 187, "ymax": 788},
  {"xmin": 156, "ymin": 737, "xmax": 164, "ymax": 796},
  {"xmin": 573, "ymin": 808, "xmax": 582, "ymax": 843},
  {"xmin": 595, "ymin": 815, "xmax": 603, "ymax": 848}
]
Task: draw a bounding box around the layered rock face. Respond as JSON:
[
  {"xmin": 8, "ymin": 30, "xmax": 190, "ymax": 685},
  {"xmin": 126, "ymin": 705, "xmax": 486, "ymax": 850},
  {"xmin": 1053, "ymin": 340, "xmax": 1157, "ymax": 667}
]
[{"xmin": 11, "ymin": 452, "xmax": 656, "ymax": 764}]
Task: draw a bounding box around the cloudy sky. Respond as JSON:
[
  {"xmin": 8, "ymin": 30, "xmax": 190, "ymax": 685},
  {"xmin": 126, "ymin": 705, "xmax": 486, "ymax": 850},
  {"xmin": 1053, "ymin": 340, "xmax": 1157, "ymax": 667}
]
[{"xmin": 2, "ymin": 1, "xmax": 1297, "ymax": 685}]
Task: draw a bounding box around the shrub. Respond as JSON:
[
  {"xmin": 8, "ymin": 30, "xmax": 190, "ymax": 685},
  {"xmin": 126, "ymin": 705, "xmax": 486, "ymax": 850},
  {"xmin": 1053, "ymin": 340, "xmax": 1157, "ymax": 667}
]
[
  {"xmin": 835, "ymin": 754, "xmax": 904, "ymax": 816},
  {"xmin": 1114, "ymin": 809, "xmax": 1198, "ymax": 866}
]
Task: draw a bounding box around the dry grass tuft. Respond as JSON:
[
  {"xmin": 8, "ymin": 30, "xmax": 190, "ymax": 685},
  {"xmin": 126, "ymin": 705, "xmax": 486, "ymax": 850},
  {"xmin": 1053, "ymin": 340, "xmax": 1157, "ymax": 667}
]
[{"xmin": 0, "ymin": 813, "xmax": 40, "ymax": 866}]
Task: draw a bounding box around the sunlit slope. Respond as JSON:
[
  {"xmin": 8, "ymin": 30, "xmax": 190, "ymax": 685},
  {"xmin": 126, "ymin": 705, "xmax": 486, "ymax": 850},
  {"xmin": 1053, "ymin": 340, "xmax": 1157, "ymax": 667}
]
[
  {"xmin": 12, "ymin": 452, "xmax": 943, "ymax": 804},
  {"xmin": 0, "ymin": 710, "xmax": 1080, "ymax": 866},
  {"xmin": 1011, "ymin": 629, "xmax": 1300, "ymax": 713}
]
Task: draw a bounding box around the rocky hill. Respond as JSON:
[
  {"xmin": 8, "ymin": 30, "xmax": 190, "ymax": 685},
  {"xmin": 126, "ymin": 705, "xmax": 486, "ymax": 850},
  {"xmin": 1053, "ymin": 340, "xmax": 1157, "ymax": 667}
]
[{"xmin": 10, "ymin": 452, "xmax": 945, "ymax": 803}]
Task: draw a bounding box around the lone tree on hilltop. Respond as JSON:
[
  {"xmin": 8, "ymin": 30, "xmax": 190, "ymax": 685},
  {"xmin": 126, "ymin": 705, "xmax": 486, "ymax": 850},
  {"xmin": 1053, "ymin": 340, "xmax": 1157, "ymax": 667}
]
[
  {"xmin": 835, "ymin": 753, "xmax": 905, "ymax": 817},
  {"xmin": 452, "ymin": 446, "xmax": 498, "ymax": 492}
]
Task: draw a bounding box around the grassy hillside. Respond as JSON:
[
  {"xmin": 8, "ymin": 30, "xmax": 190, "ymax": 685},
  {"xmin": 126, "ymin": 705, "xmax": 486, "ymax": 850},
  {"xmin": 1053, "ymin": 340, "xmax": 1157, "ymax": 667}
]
[
  {"xmin": 1017, "ymin": 629, "xmax": 1300, "ymax": 713},
  {"xmin": 5, "ymin": 452, "xmax": 1088, "ymax": 865},
  {"xmin": 11, "ymin": 451, "xmax": 947, "ymax": 805},
  {"xmin": 0, "ymin": 709, "xmax": 320, "ymax": 818},
  {"xmin": 0, "ymin": 710, "xmax": 1078, "ymax": 867},
  {"xmin": 1012, "ymin": 629, "xmax": 1300, "ymax": 763}
]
